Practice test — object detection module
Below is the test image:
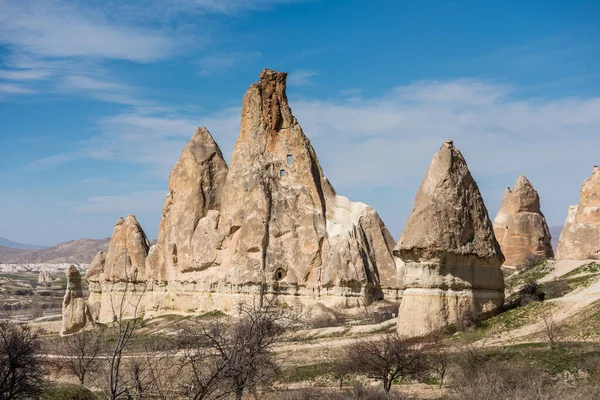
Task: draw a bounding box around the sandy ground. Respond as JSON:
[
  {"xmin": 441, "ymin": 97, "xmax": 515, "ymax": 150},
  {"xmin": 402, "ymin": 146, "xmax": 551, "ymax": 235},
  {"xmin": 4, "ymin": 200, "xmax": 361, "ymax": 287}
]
[{"xmin": 485, "ymin": 264, "xmax": 600, "ymax": 347}]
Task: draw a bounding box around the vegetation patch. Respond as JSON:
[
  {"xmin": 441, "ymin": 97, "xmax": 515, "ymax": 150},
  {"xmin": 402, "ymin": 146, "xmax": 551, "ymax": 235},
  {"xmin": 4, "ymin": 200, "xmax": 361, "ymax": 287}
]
[
  {"xmin": 559, "ymin": 300, "xmax": 600, "ymax": 340},
  {"xmin": 480, "ymin": 300, "xmax": 554, "ymax": 331},
  {"xmin": 277, "ymin": 362, "xmax": 335, "ymax": 383},
  {"xmin": 482, "ymin": 342, "xmax": 600, "ymax": 376},
  {"xmin": 40, "ymin": 384, "xmax": 100, "ymax": 400},
  {"xmin": 505, "ymin": 261, "xmax": 554, "ymax": 290},
  {"xmin": 561, "ymin": 262, "xmax": 600, "ymax": 278}
]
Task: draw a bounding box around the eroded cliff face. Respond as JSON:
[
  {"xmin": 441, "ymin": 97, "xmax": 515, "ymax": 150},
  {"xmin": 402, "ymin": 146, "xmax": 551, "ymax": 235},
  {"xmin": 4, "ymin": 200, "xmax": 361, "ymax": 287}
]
[
  {"xmin": 85, "ymin": 69, "xmax": 400, "ymax": 324},
  {"xmin": 395, "ymin": 141, "xmax": 505, "ymax": 338},
  {"xmin": 493, "ymin": 175, "xmax": 554, "ymax": 267},
  {"xmin": 86, "ymin": 215, "xmax": 149, "ymax": 322},
  {"xmin": 556, "ymin": 166, "xmax": 600, "ymax": 260}
]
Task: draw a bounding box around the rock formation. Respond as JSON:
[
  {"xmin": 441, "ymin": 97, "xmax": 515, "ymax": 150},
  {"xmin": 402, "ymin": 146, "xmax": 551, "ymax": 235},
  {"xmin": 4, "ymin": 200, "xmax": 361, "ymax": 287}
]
[
  {"xmin": 87, "ymin": 69, "xmax": 400, "ymax": 323},
  {"xmin": 61, "ymin": 265, "xmax": 93, "ymax": 336},
  {"xmin": 556, "ymin": 166, "xmax": 600, "ymax": 260},
  {"xmin": 86, "ymin": 214, "xmax": 150, "ymax": 322},
  {"xmin": 394, "ymin": 140, "xmax": 505, "ymax": 337},
  {"xmin": 37, "ymin": 269, "xmax": 53, "ymax": 285},
  {"xmin": 493, "ymin": 175, "xmax": 554, "ymax": 267}
]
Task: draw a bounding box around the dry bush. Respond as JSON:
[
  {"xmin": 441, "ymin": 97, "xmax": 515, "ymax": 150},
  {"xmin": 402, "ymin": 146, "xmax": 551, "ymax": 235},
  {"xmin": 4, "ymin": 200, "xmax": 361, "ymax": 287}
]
[
  {"xmin": 449, "ymin": 359, "xmax": 600, "ymax": 400},
  {"xmin": 544, "ymin": 279, "xmax": 571, "ymax": 299},
  {"xmin": 372, "ymin": 302, "xmax": 400, "ymax": 323},
  {"xmin": 54, "ymin": 329, "xmax": 103, "ymax": 385},
  {"xmin": 176, "ymin": 296, "xmax": 298, "ymax": 400},
  {"xmin": 277, "ymin": 383, "xmax": 411, "ymax": 400},
  {"xmin": 540, "ymin": 310, "xmax": 563, "ymax": 349},
  {"xmin": 0, "ymin": 317, "xmax": 47, "ymax": 399},
  {"xmin": 307, "ymin": 310, "xmax": 346, "ymax": 328},
  {"xmin": 343, "ymin": 332, "xmax": 429, "ymax": 394},
  {"xmin": 505, "ymin": 280, "xmax": 546, "ymax": 310}
]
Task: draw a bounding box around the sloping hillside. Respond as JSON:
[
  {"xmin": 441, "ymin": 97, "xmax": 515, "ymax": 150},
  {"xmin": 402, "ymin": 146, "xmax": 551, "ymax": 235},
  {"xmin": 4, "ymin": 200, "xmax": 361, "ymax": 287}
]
[{"xmin": 0, "ymin": 238, "xmax": 110, "ymax": 264}]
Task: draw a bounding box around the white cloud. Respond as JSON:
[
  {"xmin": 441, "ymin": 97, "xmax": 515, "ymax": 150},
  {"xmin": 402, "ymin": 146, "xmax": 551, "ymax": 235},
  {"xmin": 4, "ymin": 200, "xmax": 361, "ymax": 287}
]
[
  {"xmin": 22, "ymin": 78, "xmax": 600, "ymax": 235},
  {"xmin": 0, "ymin": 83, "xmax": 35, "ymax": 95},
  {"xmin": 287, "ymin": 69, "xmax": 319, "ymax": 86},
  {"xmin": 195, "ymin": 52, "xmax": 261, "ymax": 75},
  {"xmin": 71, "ymin": 190, "xmax": 167, "ymax": 214},
  {"xmin": 0, "ymin": 69, "xmax": 52, "ymax": 80},
  {"xmin": 0, "ymin": 1, "xmax": 177, "ymax": 62},
  {"xmin": 26, "ymin": 152, "xmax": 82, "ymax": 171},
  {"xmin": 60, "ymin": 75, "xmax": 147, "ymax": 106}
]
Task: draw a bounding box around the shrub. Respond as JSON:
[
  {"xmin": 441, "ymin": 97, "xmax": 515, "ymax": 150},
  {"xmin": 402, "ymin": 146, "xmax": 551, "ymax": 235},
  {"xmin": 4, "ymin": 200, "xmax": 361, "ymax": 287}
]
[
  {"xmin": 307, "ymin": 311, "xmax": 345, "ymax": 328},
  {"xmin": 544, "ymin": 279, "xmax": 571, "ymax": 299},
  {"xmin": 0, "ymin": 318, "xmax": 47, "ymax": 399},
  {"xmin": 40, "ymin": 384, "xmax": 99, "ymax": 400},
  {"xmin": 449, "ymin": 359, "xmax": 600, "ymax": 400}
]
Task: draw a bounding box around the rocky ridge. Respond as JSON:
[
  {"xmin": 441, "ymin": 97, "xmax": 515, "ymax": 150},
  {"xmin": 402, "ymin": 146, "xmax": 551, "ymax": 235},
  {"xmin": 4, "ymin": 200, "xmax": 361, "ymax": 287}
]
[{"xmin": 493, "ymin": 175, "xmax": 554, "ymax": 267}]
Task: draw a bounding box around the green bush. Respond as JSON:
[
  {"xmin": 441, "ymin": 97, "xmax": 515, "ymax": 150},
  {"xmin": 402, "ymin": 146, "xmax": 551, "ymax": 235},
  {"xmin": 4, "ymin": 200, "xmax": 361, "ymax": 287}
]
[{"xmin": 40, "ymin": 384, "xmax": 99, "ymax": 400}]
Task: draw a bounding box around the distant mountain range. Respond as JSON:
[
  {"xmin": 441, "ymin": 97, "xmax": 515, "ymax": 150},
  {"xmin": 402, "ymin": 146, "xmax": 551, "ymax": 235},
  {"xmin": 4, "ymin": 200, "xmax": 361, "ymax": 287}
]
[
  {"xmin": 549, "ymin": 226, "xmax": 563, "ymax": 253},
  {"xmin": 0, "ymin": 237, "xmax": 47, "ymax": 250},
  {"xmin": 0, "ymin": 238, "xmax": 111, "ymax": 264}
]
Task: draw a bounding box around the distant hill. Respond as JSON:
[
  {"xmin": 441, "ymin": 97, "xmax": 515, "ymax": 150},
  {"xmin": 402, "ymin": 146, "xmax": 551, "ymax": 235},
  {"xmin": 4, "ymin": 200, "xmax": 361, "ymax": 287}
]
[
  {"xmin": 550, "ymin": 226, "xmax": 563, "ymax": 253},
  {"xmin": 0, "ymin": 238, "xmax": 111, "ymax": 264},
  {"xmin": 0, "ymin": 237, "xmax": 47, "ymax": 250}
]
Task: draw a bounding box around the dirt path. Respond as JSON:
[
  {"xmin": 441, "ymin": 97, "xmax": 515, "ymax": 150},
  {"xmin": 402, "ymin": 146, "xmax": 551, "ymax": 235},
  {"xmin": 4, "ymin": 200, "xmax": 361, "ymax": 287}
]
[{"xmin": 483, "ymin": 276, "xmax": 600, "ymax": 346}]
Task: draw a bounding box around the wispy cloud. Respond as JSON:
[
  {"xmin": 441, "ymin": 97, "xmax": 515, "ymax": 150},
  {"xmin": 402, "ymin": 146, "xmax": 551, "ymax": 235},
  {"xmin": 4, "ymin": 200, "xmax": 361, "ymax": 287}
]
[
  {"xmin": 70, "ymin": 190, "xmax": 167, "ymax": 213},
  {"xmin": 26, "ymin": 152, "xmax": 82, "ymax": 171},
  {"xmin": 0, "ymin": 83, "xmax": 35, "ymax": 95},
  {"xmin": 0, "ymin": 69, "xmax": 52, "ymax": 80},
  {"xmin": 0, "ymin": 1, "xmax": 178, "ymax": 62},
  {"xmin": 60, "ymin": 75, "xmax": 147, "ymax": 106},
  {"xmin": 195, "ymin": 52, "xmax": 261, "ymax": 75},
  {"xmin": 27, "ymin": 78, "xmax": 600, "ymax": 232},
  {"xmin": 287, "ymin": 69, "xmax": 319, "ymax": 86}
]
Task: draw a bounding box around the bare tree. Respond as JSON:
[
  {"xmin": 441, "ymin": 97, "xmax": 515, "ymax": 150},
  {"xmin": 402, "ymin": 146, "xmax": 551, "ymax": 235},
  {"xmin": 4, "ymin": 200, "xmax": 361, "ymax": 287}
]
[
  {"xmin": 541, "ymin": 310, "xmax": 562, "ymax": 349},
  {"xmin": 427, "ymin": 346, "xmax": 449, "ymax": 388},
  {"xmin": 0, "ymin": 317, "xmax": 47, "ymax": 399},
  {"xmin": 177, "ymin": 296, "xmax": 298, "ymax": 400},
  {"xmin": 95, "ymin": 277, "xmax": 148, "ymax": 400},
  {"xmin": 330, "ymin": 353, "xmax": 353, "ymax": 390},
  {"xmin": 55, "ymin": 329, "xmax": 103, "ymax": 385},
  {"xmin": 343, "ymin": 332, "xmax": 429, "ymax": 395}
]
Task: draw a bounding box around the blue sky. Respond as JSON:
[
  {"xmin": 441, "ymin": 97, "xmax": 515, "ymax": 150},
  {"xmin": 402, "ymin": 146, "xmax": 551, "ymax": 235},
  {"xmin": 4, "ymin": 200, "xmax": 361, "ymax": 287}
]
[{"xmin": 1, "ymin": 0, "xmax": 599, "ymax": 246}]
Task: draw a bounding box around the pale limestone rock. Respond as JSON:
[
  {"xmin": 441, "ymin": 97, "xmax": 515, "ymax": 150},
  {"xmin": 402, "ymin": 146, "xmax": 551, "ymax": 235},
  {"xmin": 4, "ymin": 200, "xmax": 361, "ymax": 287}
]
[
  {"xmin": 37, "ymin": 269, "xmax": 53, "ymax": 285},
  {"xmin": 61, "ymin": 265, "xmax": 93, "ymax": 336},
  {"xmin": 86, "ymin": 215, "xmax": 149, "ymax": 321},
  {"xmin": 88, "ymin": 70, "xmax": 400, "ymax": 323},
  {"xmin": 493, "ymin": 175, "xmax": 554, "ymax": 267},
  {"xmin": 395, "ymin": 141, "xmax": 505, "ymax": 337},
  {"xmin": 556, "ymin": 166, "xmax": 600, "ymax": 260},
  {"xmin": 147, "ymin": 127, "xmax": 228, "ymax": 282}
]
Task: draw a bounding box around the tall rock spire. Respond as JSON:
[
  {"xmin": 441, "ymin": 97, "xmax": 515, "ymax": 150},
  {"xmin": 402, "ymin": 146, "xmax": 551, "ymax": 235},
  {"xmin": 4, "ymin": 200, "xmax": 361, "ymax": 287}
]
[
  {"xmin": 395, "ymin": 140, "xmax": 504, "ymax": 337},
  {"xmin": 61, "ymin": 265, "xmax": 94, "ymax": 336},
  {"xmin": 556, "ymin": 166, "xmax": 600, "ymax": 260},
  {"xmin": 85, "ymin": 214, "xmax": 150, "ymax": 322},
  {"xmin": 85, "ymin": 69, "xmax": 400, "ymax": 323},
  {"xmin": 493, "ymin": 175, "xmax": 554, "ymax": 267},
  {"xmin": 146, "ymin": 127, "xmax": 228, "ymax": 281}
]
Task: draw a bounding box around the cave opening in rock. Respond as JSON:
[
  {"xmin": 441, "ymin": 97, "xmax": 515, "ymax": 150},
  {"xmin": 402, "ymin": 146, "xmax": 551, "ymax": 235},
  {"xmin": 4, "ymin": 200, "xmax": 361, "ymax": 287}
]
[
  {"xmin": 274, "ymin": 268, "xmax": 286, "ymax": 281},
  {"xmin": 287, "ymin": 154, "xmax": 293, "ymax": 165},
  {"xmin": 279, "ymin": 169, "xmax": 286, "ymax": 177},
  {"xmin": 172, "ymin": 244, "xmax": 178, "ymax": 266}
]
